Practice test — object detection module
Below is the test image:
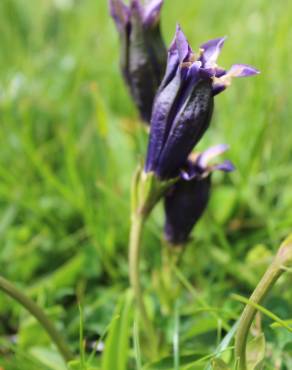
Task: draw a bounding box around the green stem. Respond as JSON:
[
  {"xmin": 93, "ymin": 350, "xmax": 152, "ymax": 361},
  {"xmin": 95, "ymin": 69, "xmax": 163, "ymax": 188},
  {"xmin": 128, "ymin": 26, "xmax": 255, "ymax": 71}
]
[
  {"xmin": 234, "ymin": 260, "xmax": 283, "ymax": 370},
  {"xmin": 128, "ymin": 167, "xmax": 176, "ymax": 356},
  {"xmin": 129, "ymin": 213, "xmax": 158, "ymax": 355},
  {"xmin": 0, "ymin": 276, "xmax": 74, "ymax": 362}
]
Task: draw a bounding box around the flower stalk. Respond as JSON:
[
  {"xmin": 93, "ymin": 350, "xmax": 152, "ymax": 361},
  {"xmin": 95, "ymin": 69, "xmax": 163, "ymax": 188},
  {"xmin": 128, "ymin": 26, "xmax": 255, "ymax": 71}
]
[
  {"xmin": 0, "ymin": 275, "xmax": 74, "ymax": 362},
  {"xmin": 235, "ymin": 235, "xmax": 292, "ymax": 370},
  {"xmin": 129, "ymin": 212, "xmax": 155, "ymax": 341},
  {"xmin": 129, "ymin": 166, "xmax": 176, "ymax": 354}
]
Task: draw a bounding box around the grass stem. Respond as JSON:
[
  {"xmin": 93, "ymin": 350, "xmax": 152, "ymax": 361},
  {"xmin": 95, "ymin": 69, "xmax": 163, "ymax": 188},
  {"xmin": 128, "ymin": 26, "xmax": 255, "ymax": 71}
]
[
  {"xmin": 235, "ymin": 235, "xmax": 292, "ymax": 370},
  {"xmin": 0, "ymin": 276, "xmax": 74, "ymax": 363}
]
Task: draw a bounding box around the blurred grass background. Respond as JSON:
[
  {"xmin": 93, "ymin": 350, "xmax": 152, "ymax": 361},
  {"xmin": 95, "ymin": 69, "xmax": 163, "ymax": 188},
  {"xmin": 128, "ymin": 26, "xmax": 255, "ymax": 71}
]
[{"xmin": 0, "ymin": 0, "xmax": 291, "ymax": 369}]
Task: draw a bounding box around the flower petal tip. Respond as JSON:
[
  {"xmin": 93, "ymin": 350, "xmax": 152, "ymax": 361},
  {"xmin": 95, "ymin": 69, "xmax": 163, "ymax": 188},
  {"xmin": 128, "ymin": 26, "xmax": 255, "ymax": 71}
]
[
  {"xmin": 174, "ymin": 25, "xmax": 192, "ymax": 63},
  {"xmin": 130, "ymin": 0, "xmax": 141, "ymax": 11},
  {"xmin": 229, "ymin": 64, "xmax": 260, "ymax": 78},
  {"xmin": 200, "ymin": 36, "xmax": 227, "ymax": 68},
  {"xmin": 214, "ymin": 160, "xmax": 235, "ymax": 172},
  {"xmin": 201, "ymin": 36, "xmax": 227, "ymax": 50},
  {"xmin": 109, "ymin": 0, "xmax": 130, "ymax": 29},
  {"xmin": 198, "ymin": 144, "xmax": 230, "ymax": 167},
  {"xmin": 143, "ymin": 0, "xmax": 164, "ymax": 26}
]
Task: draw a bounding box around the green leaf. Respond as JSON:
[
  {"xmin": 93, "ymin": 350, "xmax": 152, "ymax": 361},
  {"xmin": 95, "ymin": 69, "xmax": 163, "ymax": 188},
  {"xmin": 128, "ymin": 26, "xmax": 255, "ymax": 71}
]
[
  {"xmin": 211, "ymin": 358, "xmax": 231, "ymax": 370},
  {"xmin": 182, "ymin": 316, "xmax": 218, "ymax": 340},
  {"xmin": 18, "ymin": 305, "xmax": 65, "ymax": 350},
  {"xmin": 231, "ymin": 294, "xmax": 292, "ymax": 333},
  {"xmin": 209, "ymin": 186, "xmax": 237, "ymax": 224},
  {"xmin": 205, "ymin": 320, "xmax": 238, "ymax": 370},
  {"xmin": 173, "ymin": 303, "xmax": 180, "ymax": 370},
  {"xmin": 28, "ymin": 253, "xmax": 86, "ymax": 295},
  {"xmin": 101, "ymin": 290, "xmax": 133, "ymax": 370},
  {"xmin": 246, "ymin": 334, "xmax": 266, "ymax": 370},
  {"xmin": 144, "ymin": 353, "xmax": 207, "ymax": 370},
  {"xmin": 30, "ymin": 347, "xmax": 67, "ymax": 370},
  {"xmin": 270, "ymin": 319, "xmax": 292, "ymax": 329},
  {"xmin": 133, "ymin": 319, "xmax": 142, "ymax": 370},
  {"xmin": 67, "ymin": 360, "xmax": 81, "ymax": 369},
  {"xmin": 68, "ymin": 359, "xmax": 100, "ymax": 370}
]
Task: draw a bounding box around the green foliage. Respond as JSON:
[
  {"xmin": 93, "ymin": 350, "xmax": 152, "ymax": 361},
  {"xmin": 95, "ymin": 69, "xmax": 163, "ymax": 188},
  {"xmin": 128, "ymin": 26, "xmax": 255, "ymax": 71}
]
[
  {"xmin": 246, "ymin": 334, "xmax": 266, "ymax": 370},
  {"xmin": 211, "ymin": 358, "xmax": 231, "ymax": 370},
  {"xmin": 0, "ymin": 0, "xmax": 292, "ymax": 369},
  {"xmin": 101, "ymin": 291, "xmax": 132, "ymax": 370}
]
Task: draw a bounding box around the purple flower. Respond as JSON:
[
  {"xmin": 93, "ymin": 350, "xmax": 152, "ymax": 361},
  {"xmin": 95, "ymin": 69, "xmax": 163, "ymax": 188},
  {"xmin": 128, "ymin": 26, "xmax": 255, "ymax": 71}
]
[
  {"xmin": 109, "ymin": 0, "xmax": 167, "ymax": 123},
  {"xmin": 164, "ymin": 145, "xmax": 235, "ymax": 246},
  {"xmin": 145, "ymin": 26, "xmax": 259, "ymax": 179}
]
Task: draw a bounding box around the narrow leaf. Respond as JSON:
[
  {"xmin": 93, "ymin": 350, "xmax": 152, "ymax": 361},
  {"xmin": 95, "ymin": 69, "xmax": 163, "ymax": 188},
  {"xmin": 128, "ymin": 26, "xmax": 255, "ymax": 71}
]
[
  {"xmin": 211, "ymin": 358, "xmax": 231, "ymax": 369},
  {"xmin": 246, "ymin": 334, "xmax": 265, "ymax": 370},
  {"xmin": 101, "ymin": 290, "xmax": 133, "ymax": 370}
]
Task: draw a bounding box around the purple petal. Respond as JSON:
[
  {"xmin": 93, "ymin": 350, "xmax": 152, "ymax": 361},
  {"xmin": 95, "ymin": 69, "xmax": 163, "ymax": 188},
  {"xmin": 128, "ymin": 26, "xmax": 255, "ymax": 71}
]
[
  {"xmin": 197, "ymin": 144, "xmax": 229, "ymax": 168},
  {"xmin": 212, "ymin": 63, "xmax": 260, "ymax": 96},
  {"xmin": 213, "ymin": 160, "xmax": 235, "ymax": 172},
  {"xmin": 164, "ymin": 177, "xmax": 211, "ymax": 245},
  {"xmin": 175, "ymin": 25, "xmax": 192, "ymax": 63},
  {"xmin": 143, "ymin": 0, "xmax": 164, "ymax": 26},
  {"xmin": 156, "ymin": 80, "xmax": 214, "ymax": 179},
  {"xmin": 130, "ymin": 0, "xmax": 144, "ymax": 18},
  {"xmin": 109, "ymin": 0, "xmax": 130, "ymax": 31},
  {"xmin": 180, "ymin": 171, "xmax": 191, "ymax": 181},
  {"xmin": 180, "ymin": 168, "xmax": 201, "ymax": 181},
  {"xmin": 145, "ymin": 72, "xmax": 182, "ymax": 173},
  {"xmin": 185, "ymin": 60, "xmax": 201, "ymax": 81},
  {"xmin": 181, "ymin": 154, "xmax": 234, "ymax": 181},
  {"xmin": 228, "ymin": 64, "xmax": 260, "ymax": 77},
  {"xmin": 214, "ymin": 67, "xmax": 226, "ymax": 77},
  {"xmin": 200, "ymin": 37, "xmax": 226, "ymax": 68},
  {"xmin": 180, "ymin": 163, "xmax": 200, "ymax": 181},
  {"xmin": 158, "ymin": 37, "xmax": 180, "ymax": 90}
]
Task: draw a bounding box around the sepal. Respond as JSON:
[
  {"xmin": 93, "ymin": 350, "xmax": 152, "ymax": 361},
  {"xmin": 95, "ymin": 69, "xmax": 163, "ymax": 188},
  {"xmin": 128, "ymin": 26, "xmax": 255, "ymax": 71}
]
[{"xmin": 131, "ymin": 164, "xmax": 177, "ymax": 217}]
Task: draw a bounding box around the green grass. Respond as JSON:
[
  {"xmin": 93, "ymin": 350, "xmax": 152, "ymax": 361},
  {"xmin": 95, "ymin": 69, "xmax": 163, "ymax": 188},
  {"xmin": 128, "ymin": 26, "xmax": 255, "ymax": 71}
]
[{"xmin": 0, "ymin": 0, "xmax": 291, "ymax": 369}]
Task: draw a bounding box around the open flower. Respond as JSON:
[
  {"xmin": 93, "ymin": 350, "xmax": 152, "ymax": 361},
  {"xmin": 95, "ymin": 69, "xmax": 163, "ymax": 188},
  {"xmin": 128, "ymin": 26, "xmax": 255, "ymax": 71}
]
[
  {"xmin": 109, "ymin": 0, "xmax": 167, "ymax": 123},
  {"xmin": 164, "ymin": 144, "xmax": 234, "ymax": 246},
  {"xmin": 145, "ymin": 26, "xmax": 259, "ymax": 179}
]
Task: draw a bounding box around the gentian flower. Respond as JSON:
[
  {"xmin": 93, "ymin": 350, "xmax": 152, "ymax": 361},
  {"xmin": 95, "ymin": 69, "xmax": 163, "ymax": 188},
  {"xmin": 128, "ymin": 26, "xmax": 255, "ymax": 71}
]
[
  {"xmin": 145, "ymin": 26, "xmax": 259, "ymax": 179},
  {"xmin": 164, "ymin": 144, "xmax": 234, "ymax": 246},
  {"xmin": 109, "ymin": 0, "xmax": 167, "ymax": 123}
]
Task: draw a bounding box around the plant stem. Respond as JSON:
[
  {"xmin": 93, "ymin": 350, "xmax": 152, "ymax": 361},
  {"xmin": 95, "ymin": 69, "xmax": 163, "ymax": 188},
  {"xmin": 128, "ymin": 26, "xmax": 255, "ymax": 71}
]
[
  {"xmin": 234, "ymin": 260, "xmax": 283, "ymax": 370},
  {"xmin": 128, "ymin": 213, "xmax": 158, "ymax": 355},
  {"xmin": 0, "ymin": 276, "xmax": 74, "ymax": 362},
  {"xmin": 128, "ymin": 167, "xmax": 176, "ymax": 355}
]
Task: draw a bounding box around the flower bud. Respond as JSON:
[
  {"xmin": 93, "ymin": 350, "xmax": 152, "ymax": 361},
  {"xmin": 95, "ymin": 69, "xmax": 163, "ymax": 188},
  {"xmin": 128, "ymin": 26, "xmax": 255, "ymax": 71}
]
[
  {"xmin": 164, "ymin": 145, "xmax": 234, "ymax": 246},
  {"xmin": 145, "ymin": 26, "xmax": 259, "ymax": 179},
  {"xmin": 109, "ymin": 0, "xmax": 167, "ymax": 123}
]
